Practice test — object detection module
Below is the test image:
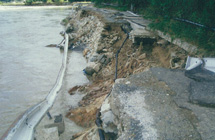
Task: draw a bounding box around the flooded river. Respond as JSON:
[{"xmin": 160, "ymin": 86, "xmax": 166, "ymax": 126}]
[{"xmin": 0, "ymin": 6, "xmax": 73, "ymax": 137}]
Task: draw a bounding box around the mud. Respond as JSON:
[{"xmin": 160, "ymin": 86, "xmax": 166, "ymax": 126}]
[{"xmin": 63, "ymin": 7, "xmax": 190, "ymax": 140}]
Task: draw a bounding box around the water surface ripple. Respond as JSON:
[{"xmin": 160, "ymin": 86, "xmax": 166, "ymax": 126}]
[{"xmin": 0, "ymin": 6, "xmax": 71, "ymax": 137}]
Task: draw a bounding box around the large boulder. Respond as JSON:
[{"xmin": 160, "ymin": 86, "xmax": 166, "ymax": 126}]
[
  {"xmin": 189, "ymin": 81, "xmax": 215, "ymax": 107},
  {"xmin": 85, "ymin": 67, "xmax": 95, "ymax": 76},
  {"xmin": 101, "ymin": 68, "xmax": 215, "ymax": 140},
  {"xmin": 85, "ymin": 62, "xmax": 102, "ymax": 76},
  {"xmin": 100, "ymin": 98, "xmax": 118, "ymax": 134}
]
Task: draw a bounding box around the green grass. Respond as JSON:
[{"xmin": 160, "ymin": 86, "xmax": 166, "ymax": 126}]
[
  {"xmin": 95, "ymin": 4, "xmax": 129, "ymax": 12},
  {"xmin": 95, "ymin": 4, "xmax": 215, "ymax": 56},
  {"xmin": 0, "ymin": 2, "xmax": 25, "ymax": 6},
  {"xmin": 146, "ymin": 14, "xmax": 215, "ymax": 56}
]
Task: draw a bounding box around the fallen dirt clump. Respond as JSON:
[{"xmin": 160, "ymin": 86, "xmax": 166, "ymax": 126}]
[
  {"xmin": 63, "ymin": 7, "xmax": 189, "ymax": 139},
  {"xmin": 66, "ymin": 95, "xmax": 106, "ymax": 128},
  {"xmin": 68, "ymin": 86, "xmax": 82, "ymax": 95},
  {"xmin": 66, "ymin": 79, "xmax": 113, "ymax": 128}
]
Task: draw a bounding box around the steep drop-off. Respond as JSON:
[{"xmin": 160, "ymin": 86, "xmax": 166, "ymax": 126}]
[{"xmin": 60, "ymin": 7, "xmax": 210, "ymax": 140}]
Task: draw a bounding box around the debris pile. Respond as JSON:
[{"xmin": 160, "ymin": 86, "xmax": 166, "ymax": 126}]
[{"xmin": 61, "ymin": 7, "xmax": 197, "ymax": 140}]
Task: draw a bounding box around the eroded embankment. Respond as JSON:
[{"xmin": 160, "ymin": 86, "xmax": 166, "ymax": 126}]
[{"xmin": 61, "ymin": 7, "xmax": 200, "ymax": 140}]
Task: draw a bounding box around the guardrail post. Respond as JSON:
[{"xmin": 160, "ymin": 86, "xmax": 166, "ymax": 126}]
[{"xmin": 47, "ymin": 112, "xmax": 52, "ymax": 120}]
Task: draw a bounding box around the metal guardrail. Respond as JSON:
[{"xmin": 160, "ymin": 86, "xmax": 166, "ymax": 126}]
[{"xmin": 1, "ymin": 34, "xmax": 69, "ymax": 140}]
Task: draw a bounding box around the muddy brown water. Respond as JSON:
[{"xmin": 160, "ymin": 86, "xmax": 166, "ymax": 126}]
[{"xmin": 0, "ymin": 6, "xmax": 76, "ymax": 137}]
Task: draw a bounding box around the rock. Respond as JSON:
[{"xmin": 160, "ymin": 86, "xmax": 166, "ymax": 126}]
[
  {"xmin": 44, "ymin": 114, "xmax": 65, "ymax": 136},
  {"xmin": 83, "ymin": 48, "xmax": 90, "ymax": 57},
  {"xmin": 89, "ymin": 55, "xmax": 98, "ymax": 62},
  {"xmin": 101, "ymin": 98, "xmax": 118, "ymax": 134},
  {"xmin": 102, "ymin": 67, "xmax": 113, "ymax": 77},
  {"xmin": 97, "ymin": 54, "xmax": 105, "ymax": 61},
  {"xmin": 170, "ymin": 52, "xmax": 177, "ymax": 58},
  {"xmin": 157, "ymin": 39, "xmax": 168, "ymax": 46},
  {"xmin": 85, "ymin": 62, "xmax": 101, "ymax": 75},
  {"xmin": 189, "ymin": 81, "xmax": 215, "ymax": 106},
  {"xmin": 97, "ymin": 54, "xmax": 107, "ymax": 64},
  {"xmin": 101, "ymin": 111, "xmax": 117, "ymax": 133},
  {"xmin": 66, "ymin": 26, "xmax": 74, "ymax": 33},
  {"xmin": 96, "ymin": 45, "xmax": 105, "ymax": 53},
  {"xmin": 185, "ymin": 65, "xmax": 215, "ymax": 82},
  {"xmin": 106, "ymin": 68, "xmax": 209, "ymax": 140},
  {"xmin": 102, "ymin": 49, "xmax": 108, "ymax": 52},
  {"xmin": 104, "ymin": 58, "xmax": 111, "ymax": 65},
  {"xmin": 85, "ymin": 67, "xmax": 95, "ymax": 76},
  {"xmin": 122, "ymin": 23, "xmax": 132, "ymax": 33},
  {"xmin": 92, "ymin": 73, "xmax": 97, "ymax": 80},
  {"xmin": 138, "ymin": 53, "xmax": 146, "ymax": 60},
  {"xmin": 100, "ymin": 57, "xmax": 106, "ymax": 64},
  {"xmin": 89, "ymin": 62, "xmax": 100, "ymax": 69},
  {"xmin": 105, "ymin": 52, "xmax": 114, "ymax": 59},
  {"xmin": 60, "ymin": 31, "xmax": 65, "ymax": 36},
  {"xmin": 104, "ymin": 24, "xmax": 111, "ymax": 31},
  {"xmin": 170, "ymin": 57, "xmax": 181, "ymax": 68},
  {"xmin": 93, "ymin": 63, "xmax": 101, "ymax": 73},
  {"xmin": 151, "ymin": 67, "xmax": 215, "ymax": 140},
  {"xmin": 113, "ymin": 36, "xmax": 118, "ymax": 41},
  {"xmin": 110, "ymin": 36, "xmax": 118, "ymax": 44},
  {"xmin": 68, "ymin": 43, "xmax": 74, "ymax": 50},
  {"xmin": 101, "ymin": 98, "xmax": 111, "ymax": 113}
]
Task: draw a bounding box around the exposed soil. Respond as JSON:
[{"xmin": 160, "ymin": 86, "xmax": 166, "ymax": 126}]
[{"xmin": 63, "ymin": 8, "xmax": 189, "ymax": 139}]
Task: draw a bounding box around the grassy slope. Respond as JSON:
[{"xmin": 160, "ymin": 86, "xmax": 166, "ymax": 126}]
[{"xmin": 95, "ymin": 4, "xmax": 215, "ymax": 56}]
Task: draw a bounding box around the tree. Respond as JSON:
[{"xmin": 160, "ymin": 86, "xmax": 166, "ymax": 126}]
[{"xmin": 25, "ymin": 0, "xmax": 33, "ymax": 5}]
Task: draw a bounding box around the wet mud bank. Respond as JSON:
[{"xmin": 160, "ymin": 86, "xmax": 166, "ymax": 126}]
[{"xmin": 59, "ymin": 6, "xmax": 214, "ymax": 140}]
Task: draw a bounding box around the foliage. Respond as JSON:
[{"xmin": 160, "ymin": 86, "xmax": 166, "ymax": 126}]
[
  {"xmin": 53, "ymin": 0, "xmax": 64, "ymax": 4},
  {"xmin": 92, "ymin": 0, "xmax": 215, "ymax": 26},
  {"xmin": 46, "ymin": 0, "xmax": 52, "ymax": 3},
  {"xmin": 92, "ymin": 0, "xmax": 215, "ymax": 55},
  {"xmin": 25, "ymin": 0, "xmax": 33, "ymax": 5},
  {"xmin": 24, "ymin": 0, "xmax": 67, "ymax": 5},
  {"xmin": 42, "ymin": 0, "xmax": 47, "ymax": 3}
]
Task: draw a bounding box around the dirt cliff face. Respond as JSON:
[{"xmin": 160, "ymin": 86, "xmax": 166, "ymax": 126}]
[{"xmin": 62, "ymin": 7, "xmax": 189, "ymax": 140}]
